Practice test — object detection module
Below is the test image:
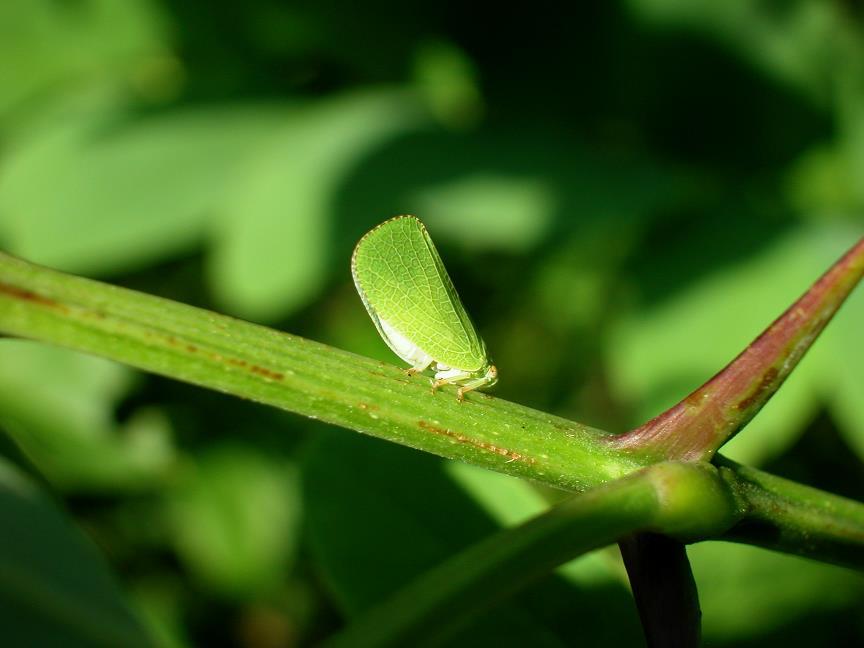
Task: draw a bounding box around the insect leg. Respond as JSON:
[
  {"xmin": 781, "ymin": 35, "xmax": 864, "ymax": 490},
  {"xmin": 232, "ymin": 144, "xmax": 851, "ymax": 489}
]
[
  {"xmin": 405, "ymin": 357, "xmax": 434, "ymax": 377},
  {"xmin": 431, "ymin": 367, "xmax": 474, "ymax": 397},
  {"xmin": 454, "ymin": 365, "xmax": 498, "ymax": 402},
  {"xmin": 454, "ymin": 377, "xmax": 491, "ymax": 401}
]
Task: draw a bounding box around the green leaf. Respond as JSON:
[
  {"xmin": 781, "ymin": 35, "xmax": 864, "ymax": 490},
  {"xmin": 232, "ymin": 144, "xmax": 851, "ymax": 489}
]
[
  {"xmin": 691, "ymin": 542, "xmax": 864, "ymax": 643},
  {"xmin": 0, "ymin": 340, "xmax": 175, "ymax": 491},
  {"xmin": 168, "ymin": 444, "xmax": 301, "ymax": 598},
  {"xmin": 0, "ymin": 0, "xmax": 171, "ymax": 122},
  {"xmin": 210, "ymin": 90, "xmax": 427, "ymax": 321},
  {"xmin": 625, "ymin": 0, "xmax": 846, "ymax": 101},
  {"xmin": 414, "ymin": 175, "xmax": 556, "ymax": 253},
  {"xmin": 0, "ymin": 104, "xmax": 289, "ymax": 275},
  {"xmin": 0, "ymin": 457, "xmax": 152, "ymax": 647},
  {"xmin": 128, "ymin": 576, "xmax": 190, "ymax": 648},
  {"xmin": 785, "ymin": 145, "xmax": 861, "ymax": 217},
  {"xmin": 442, "ymin": 460, "xmax": 550, "ymax": 523},
  {"xmin": 412, "ymin": 40, "xmax": 483, "ymax": 129}
]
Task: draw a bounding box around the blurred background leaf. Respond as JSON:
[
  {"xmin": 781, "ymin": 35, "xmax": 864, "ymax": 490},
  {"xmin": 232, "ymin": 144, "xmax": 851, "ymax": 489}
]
[
  {"xmin": 0, "ymin": 0, "xmax": 174, "ymax": 124},
  {"xmin": 210, "ymin": 90, "xmax": 427, "ymax": 320},
  {"xmin": 0, "ymin": 0, "xmax": 863, "ymax": 645},
  {"xmin": 0, "ymin": 456, "xmax": 152, "ymax": 647},
  {"xmin": 0, "ymin": 341, "xmax": 175, "ymax": 491},
  {"xmin": 0, "ymin": 104, "xmax": 291, "ymax": 275},
  {"xmin": 691, "ymin": 542, "xmax": 864, "ymax": 645},
  {"xmin": 168, "ymin": 444, "xmax": 301, "ymax": 598},
  {"xmin": 608, "ymin": 224, "xmax": 864, "ymax": 464}
]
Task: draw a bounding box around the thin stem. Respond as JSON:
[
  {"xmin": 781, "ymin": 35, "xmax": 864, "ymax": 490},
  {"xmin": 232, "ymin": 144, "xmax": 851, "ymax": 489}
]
[
  {"xmin": 717, "ymin": 456, "xmax": 864, "ymax": 570},
  {"xmin": 325, "ymin": 462, "xmax": 737, "ymax": 648},
  {"xmin": 611, "ymin": 236, "xmax": 864, "ymax": 462}
]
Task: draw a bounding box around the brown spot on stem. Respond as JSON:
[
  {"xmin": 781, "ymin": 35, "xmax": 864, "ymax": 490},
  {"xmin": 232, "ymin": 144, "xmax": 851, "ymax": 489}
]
[
  {"xmin": 417, "ymin": 420, "xmax": 535, "ymax": 464},
  {"xmin": 736, "ymin": 366, "xmax": 780, "ymax": 412},
  {"xmin": 210, "ymin": 350, "xmax": 283, "ymax": 381},
  {"xmin": 0, "ymin": 282, "xmax": 66, "ymax": 311},
  {"xmin": 150, "ymin": 329, "xmax": 284, "ymax": 381},
  {"xmin": 249, "ymin": 365, "xmax": 284, "ymax": 381}
]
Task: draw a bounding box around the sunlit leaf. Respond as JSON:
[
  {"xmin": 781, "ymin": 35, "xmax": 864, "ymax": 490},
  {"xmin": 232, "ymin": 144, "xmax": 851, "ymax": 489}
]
[
  {"xmin": 0, "ymin": 105, "xmax": 289, "ymax": 275},
  {"xmin": 0, "ymin": 341, "xmax": 174, "ymax": 490},
  {"xmin": 609, "ymin": 225, "xmax": 863, "ymax": 464},
  {"xmin": 0, "ymin": 0, "xmax": 172, "ymax": 121},
  {"xmin": 625, "ymin": 0, "xmax": 845, "ymax": 100},
  {"xmin": 416, "ymin": 175, "xmax": 556, "ymax": 252},
  {"xmin": 210, "ymin": 90, "xmax": 426, "ymax": 321},
  {"xmin": 168, "ymin": 445, "xmax": 301, "ymax": 598},
  {"xmin": 691, "ymin": 542, "xmax": 864, "ymax": 643}
]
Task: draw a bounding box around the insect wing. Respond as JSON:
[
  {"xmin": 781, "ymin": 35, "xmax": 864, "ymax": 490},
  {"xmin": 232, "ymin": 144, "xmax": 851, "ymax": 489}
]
[{"xmin": 351, "ymin": 216, "xmax": 487, "ymax": 372}]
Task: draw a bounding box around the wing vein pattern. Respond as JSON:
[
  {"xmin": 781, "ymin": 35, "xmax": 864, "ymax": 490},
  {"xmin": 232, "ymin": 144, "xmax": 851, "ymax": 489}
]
[{"xmin": 351, "ymin": 216, "xmax": 486, "ymax": 372}]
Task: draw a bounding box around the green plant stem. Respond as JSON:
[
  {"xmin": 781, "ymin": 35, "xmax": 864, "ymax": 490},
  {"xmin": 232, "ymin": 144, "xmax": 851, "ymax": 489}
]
[
  {"xmin": 1, "ymin": 252, "xmax": 863, "ymax": 568},
  {"xmin": 0, "ymin": 251, "xmax": 639, "ymax": 491},
  {"xmin": 717, "ymin": 457, "xmax": 864, "ymax": 570},
  {"xmin": 325, "ymin": 462, "xmax": 736, "ymax": 648}
]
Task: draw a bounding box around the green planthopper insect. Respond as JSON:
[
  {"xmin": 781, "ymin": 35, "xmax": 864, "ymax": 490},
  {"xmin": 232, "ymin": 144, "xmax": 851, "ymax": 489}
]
[{"xmin": 351, "ymin": 215, "xmax": 498, "ymax": 401}]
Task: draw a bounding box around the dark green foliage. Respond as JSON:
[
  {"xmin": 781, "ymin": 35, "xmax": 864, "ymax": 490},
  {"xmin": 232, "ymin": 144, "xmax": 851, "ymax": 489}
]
[{"xmin": 0, "ymin": 1, "xmax": 863, "ymax": 646}]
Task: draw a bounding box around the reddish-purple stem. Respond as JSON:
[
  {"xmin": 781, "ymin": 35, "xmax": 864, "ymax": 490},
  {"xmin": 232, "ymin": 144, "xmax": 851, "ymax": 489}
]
[{"xmin": 610, "ymin": 237, "xmax": 864, "ymax": 462}]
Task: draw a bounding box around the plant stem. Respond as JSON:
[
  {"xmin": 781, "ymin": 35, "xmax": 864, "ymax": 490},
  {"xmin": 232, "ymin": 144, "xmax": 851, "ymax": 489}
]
[
  {"xmin": 325, "ymin": 462, "xmax": 736, "ymax": 648},
  {"xmin": 717, "ymin": 457, "xmax": 864, "ymax": 570},
  {"xmin": 0, "ymin": 252, "xmax": 640, "ymax": 491},
  {"xmin": 1, "ymin": 252, "xmax": 863, "ymax": 569},
  {"xmin": 619, "ymin": 534, "xmax": 701, "ymax": 648},
  {"xmin": 610, "ymin": 236, "xmax": 864, "ymax": 462}
]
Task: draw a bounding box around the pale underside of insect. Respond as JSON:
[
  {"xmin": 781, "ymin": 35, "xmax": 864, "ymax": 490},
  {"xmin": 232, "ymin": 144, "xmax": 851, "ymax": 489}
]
[{"xmin": 351, "ymin": 215, "xmax": 498, "ymax": 401}]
